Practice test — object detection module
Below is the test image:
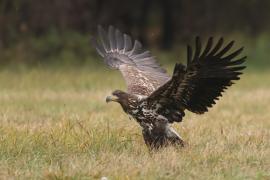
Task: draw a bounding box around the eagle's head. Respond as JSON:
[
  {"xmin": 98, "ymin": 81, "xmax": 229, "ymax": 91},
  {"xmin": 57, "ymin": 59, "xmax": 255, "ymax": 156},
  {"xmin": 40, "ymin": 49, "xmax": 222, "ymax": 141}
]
[
  {"xmin": 106, "ymin": 90, "xmax": 138, "ymax": 111},
  {"xmin": 106, "ymin": 90, "xmax": 129, "ymax": 103}
]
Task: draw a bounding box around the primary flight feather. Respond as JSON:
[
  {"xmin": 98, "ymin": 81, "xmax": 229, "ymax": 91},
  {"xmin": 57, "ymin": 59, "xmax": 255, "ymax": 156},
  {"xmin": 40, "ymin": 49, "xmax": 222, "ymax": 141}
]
[{"xmin": 92, "ymin": 25, "xmax": 246, "ymax": 149}]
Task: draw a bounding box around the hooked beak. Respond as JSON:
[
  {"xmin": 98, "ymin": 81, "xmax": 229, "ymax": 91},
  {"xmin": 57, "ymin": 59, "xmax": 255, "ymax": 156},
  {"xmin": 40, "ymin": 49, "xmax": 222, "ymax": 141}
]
[{"xmin": 105, "ymin": 95, "xmax": 118, "ymax": 103}]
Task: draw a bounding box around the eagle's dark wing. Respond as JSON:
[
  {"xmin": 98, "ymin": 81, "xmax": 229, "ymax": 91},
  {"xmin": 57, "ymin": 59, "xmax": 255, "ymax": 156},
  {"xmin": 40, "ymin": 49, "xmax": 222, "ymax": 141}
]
[
  {"xmin": 92, "ymin": 25, "xmax": 170, "ymax": 96},
  {"xmin": 148, "ymin": 37, "xmax": 246, "ymax": 122}
]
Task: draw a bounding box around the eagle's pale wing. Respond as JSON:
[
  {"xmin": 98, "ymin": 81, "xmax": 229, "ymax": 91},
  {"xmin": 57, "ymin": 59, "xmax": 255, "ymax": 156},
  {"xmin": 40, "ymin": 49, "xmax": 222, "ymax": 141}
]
[
  {"xmin": 148, "ymin": 37, "xmax": 246, "ymax": 122},
  {"xmin": 92, "ymin": 25, "xmax": 170, "ymax": 96},
  {"xmin": 119, "ymin": 64, "xmax": 170, "ymax": 96}
]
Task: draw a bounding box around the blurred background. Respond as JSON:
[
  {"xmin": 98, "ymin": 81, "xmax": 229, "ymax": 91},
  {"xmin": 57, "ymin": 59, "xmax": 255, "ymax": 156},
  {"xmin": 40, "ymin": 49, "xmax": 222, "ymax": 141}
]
[{"xmin": 0, "ymin": 0, "xmax": 269, "ymax": 69}]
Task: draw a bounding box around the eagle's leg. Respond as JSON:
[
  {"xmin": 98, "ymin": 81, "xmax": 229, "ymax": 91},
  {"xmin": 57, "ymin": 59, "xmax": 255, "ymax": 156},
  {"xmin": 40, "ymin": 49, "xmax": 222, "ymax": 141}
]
[
  {"xmin": 166, "ymin": 126, "xmax": 185, "ymax": 147},
  {"xmin": 142, "ymin": 126, "xmax": 185, "ymax": 149}
]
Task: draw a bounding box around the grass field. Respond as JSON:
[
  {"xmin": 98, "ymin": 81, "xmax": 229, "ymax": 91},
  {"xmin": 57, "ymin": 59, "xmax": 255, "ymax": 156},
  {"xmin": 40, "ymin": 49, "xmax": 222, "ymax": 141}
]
[{"xmin": 0, "ymin": 64, "xmax": 269, "ymax": 179}]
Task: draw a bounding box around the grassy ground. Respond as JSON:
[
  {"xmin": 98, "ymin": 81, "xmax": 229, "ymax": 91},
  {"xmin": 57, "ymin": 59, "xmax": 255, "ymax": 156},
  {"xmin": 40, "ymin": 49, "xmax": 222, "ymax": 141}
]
[{"xmin": 0, "ymin": 65, "xmax": 269, "ymax": 179}]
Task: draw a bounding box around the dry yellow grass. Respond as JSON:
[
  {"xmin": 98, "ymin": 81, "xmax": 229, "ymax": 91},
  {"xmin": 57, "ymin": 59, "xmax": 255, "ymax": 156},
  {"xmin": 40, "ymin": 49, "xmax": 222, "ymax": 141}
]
[{"xmin": 0, "ymin": 66, "xmax": 269, "ymax": 179}]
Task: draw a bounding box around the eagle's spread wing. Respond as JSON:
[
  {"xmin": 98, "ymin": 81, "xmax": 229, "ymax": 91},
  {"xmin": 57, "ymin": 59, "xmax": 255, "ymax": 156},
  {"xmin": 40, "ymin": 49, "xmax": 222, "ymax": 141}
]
[
  {"xmin": 148, "ymin": 37, "xmax": 246, "ymax": 122},
  {"xmin": 92, "ymin": 25, "xmax": 170, "ymax": 96}
]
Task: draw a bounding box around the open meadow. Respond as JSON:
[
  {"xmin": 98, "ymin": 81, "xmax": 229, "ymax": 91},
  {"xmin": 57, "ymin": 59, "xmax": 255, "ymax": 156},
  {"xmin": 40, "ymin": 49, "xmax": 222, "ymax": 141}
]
[{"xmin": 0, "ymin": 63, "xmax": 269, "ymax": 179}]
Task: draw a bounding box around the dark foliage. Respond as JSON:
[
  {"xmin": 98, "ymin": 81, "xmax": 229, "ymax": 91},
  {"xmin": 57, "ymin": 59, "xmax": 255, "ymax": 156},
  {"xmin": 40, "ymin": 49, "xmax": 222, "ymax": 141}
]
[{"xmin": 1, "ymin": 0, "xmax": 270, "ymax": 49}]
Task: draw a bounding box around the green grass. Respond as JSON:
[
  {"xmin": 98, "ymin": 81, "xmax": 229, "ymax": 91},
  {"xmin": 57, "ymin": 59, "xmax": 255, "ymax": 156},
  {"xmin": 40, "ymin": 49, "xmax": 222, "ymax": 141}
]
[{"xmin": 0, "ymin": 65, "xmax": 269, "ymax": 179}]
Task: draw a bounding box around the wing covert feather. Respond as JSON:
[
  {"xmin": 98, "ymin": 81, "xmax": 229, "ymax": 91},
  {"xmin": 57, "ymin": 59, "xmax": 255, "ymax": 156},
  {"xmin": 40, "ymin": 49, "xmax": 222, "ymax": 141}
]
[{"xmin": 119, "ymin": 65, "xmax": 168, "ymax": 96}]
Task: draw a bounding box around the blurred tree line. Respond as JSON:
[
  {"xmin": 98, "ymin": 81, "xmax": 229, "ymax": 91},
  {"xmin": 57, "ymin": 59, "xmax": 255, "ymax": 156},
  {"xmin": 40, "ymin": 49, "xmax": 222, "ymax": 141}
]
[
  {"xmin": 1, "ymin": 0, "xmax": 270, "ymax": 47},
  {"xmin": 0, "ymin": 0, "xmax": 269, "ymax": 65}
]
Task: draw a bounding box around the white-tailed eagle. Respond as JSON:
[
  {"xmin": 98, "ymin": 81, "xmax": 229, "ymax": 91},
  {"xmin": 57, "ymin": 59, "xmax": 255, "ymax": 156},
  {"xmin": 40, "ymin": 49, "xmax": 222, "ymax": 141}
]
[{"xmin": 92, "ymin": 26, "xmax": 246, "ymax": 149}]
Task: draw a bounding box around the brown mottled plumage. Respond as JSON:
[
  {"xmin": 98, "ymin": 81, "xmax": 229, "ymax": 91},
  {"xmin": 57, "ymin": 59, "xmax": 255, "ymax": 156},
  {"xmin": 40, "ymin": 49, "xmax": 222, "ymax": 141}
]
[{"xmin": 92, "ymin": 26, "xmax": 246, "ymax": 149}]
